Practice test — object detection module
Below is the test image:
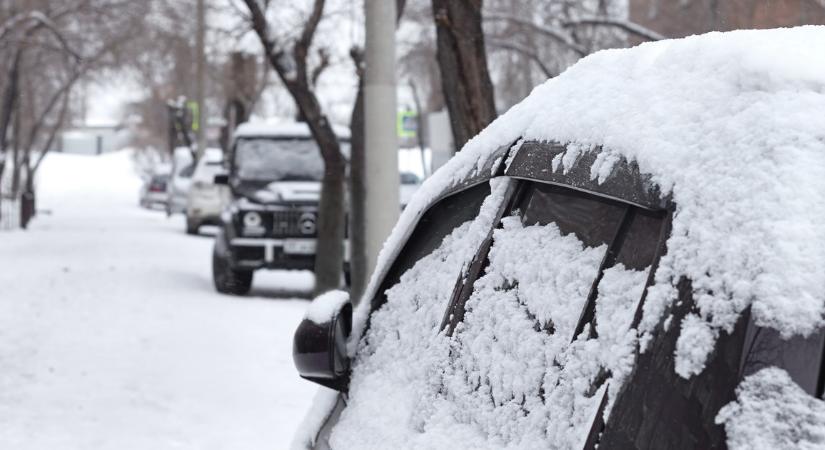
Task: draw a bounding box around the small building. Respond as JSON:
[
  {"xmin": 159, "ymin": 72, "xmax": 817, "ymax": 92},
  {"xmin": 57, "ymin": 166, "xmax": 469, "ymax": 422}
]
[{"xmin": 54, "ymin": 123, "xmax": 129, "ymax": 155}]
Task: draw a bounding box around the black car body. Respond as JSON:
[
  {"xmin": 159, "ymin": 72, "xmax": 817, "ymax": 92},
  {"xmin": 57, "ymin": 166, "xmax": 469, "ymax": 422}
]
[
  {"xmin": 212, "ymin": 122, "xmax": 350, "ymax": 295},
  {"xmin": 289, "ymin": 27, "xmax": 825, "ymax": 449},
  {"xmin": 292, "ymin": 140, "xmax": 825, "ymax": 449}
]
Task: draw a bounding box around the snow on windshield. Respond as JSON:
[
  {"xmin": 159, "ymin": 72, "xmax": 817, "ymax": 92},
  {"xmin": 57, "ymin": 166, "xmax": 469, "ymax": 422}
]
[
  {"xmin": 327, "ymin": 180, "xmax": 509, "ymax": 449},
  {"xmin": 332, "ymin": 212, "xmax": 651, "ymax": 449},
  {"xmin": 235, "ymin": 138, "xmax": 324, "ymax": 181},
  {"xmin": 451, "ymin": 27, "xmax": 825, "ymax": 378},
  {"xmin": 716, "ymin": 367, "xmax": 825, "ymax": 450}
]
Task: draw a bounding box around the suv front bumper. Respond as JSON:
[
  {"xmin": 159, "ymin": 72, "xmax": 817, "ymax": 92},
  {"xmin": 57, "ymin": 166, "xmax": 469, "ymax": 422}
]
[{"xmin": 230, "ymin": 237, "xmax": 350, "ymax": 270}]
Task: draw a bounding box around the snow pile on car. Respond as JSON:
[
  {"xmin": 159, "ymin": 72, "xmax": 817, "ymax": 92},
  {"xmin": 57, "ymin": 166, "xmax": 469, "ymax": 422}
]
[
  {"xmin": 304, "ymin": 290, "xmax": 350, "ymax": 324},
  {"xmin": 716, "ymin": 367, "xmax": 825, "ymax": 449},
  {"xmin": 460, "ymin": 26, "xmax": 825, "ymax": 377},
  {"xmin": 329, "ymin": 181, "xmax": 510, "ymax": 449}
]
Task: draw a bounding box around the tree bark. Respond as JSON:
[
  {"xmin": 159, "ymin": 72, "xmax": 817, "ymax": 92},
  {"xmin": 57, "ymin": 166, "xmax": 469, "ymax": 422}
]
[
  {"xmin": 431, "ymin": 0, "xmax": 497, "ymax": 151},
  {"xmin": 0, "ymin": 48, "xmax": 22, "ymax": 224},
  {"xmin": 243, "ymin": 0, "xmax": 347, "ymax": 295}
]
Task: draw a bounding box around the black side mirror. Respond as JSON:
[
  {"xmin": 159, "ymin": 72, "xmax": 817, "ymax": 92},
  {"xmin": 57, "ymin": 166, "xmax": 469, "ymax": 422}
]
[
  {"xmin": 214, "ymin": 173, "xmax": 229, "ymax": 185},
  {"xmin": 293, "ymin": 291, "xmax": 352, "ymax": 391}
]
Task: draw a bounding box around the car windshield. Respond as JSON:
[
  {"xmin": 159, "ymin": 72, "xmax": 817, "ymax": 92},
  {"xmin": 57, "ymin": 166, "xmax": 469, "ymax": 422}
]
[{"xmin": 234, "ymin": 138, "xmax": 324, "ymax": 181}]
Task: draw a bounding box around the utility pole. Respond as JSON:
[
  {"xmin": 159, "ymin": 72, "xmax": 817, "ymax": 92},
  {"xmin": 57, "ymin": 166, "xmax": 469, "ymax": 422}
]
[
  {"xmin": 195, "ymin": 0, "xmax": 206, "ymax": 159},
  {"xmin": 363, "ymin": 0, "xmax": 399, "ymax": 279}
]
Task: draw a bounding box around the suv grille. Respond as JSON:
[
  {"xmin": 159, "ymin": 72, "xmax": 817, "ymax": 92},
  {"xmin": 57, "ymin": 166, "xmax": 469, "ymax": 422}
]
[{"xmin": 270, "ymin": 209, "xmax": 317, "ymax": 237}]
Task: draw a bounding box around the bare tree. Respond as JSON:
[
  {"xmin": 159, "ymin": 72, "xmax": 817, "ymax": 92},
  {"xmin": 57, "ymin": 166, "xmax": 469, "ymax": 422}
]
[
  {"xmin": 431, "ymin": 0, "xmax": 497, "ymax": 152},
  {"xmin": 0, "ymin": 0, "xmax": 147, "ymax": 227},
  {"xmin": 241, "ymin": 0, "xmax": 347, "ymax": 295}
]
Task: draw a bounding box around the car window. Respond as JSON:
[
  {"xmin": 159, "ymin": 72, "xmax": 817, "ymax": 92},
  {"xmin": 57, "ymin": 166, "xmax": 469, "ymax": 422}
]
[
  {"xmin": 520, "ymin": 183, "xmax": 627, "ymax": 248},
  {"xmin": 431, "ymin": 182, "xmax": 660, "ymax": 449},
  {"xmin": 330, "ymin": 181, "xmax": 513, "ymax": 448},
  {"xmin": 740, "ymin": 321, "xmax": 825, "ymax": 396},
  {"xmin": 179, "ymin": 164, "xmax": 195, "ymax": 178}
]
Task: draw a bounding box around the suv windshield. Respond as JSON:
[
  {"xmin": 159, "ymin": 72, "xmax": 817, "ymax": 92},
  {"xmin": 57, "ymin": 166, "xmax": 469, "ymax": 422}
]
[{"xmin": 234, "ymin": 137, "xmax": 323, "ymax": 182}]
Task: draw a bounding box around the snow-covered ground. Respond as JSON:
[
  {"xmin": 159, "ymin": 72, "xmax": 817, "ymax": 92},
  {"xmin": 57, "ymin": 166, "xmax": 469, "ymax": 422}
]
[{"xmin": 0, "ymin": 150, "xmax": 318, "ymax": 449}]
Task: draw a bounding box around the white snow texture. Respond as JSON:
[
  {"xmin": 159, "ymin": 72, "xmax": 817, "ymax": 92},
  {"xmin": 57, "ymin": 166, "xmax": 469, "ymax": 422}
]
[{"xmin": 717, "ymin": 368, "xmax": 825, "ymax": 450}]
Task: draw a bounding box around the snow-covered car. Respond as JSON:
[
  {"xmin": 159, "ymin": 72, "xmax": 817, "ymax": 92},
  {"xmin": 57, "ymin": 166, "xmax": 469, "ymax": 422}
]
[
  {"xmin": 139, "ymin": 173, "xmax": 170, "ymax": 209},
  {"xmin": 166, "ymin": 147, "xmax": 194, "ymax": 216},
  {"xmin": 212, "ymin": 121, "xmax": 350, "ymax": 295},
  {"xmin": 291, "ymin": 28, "xmax": 825, "ymax": 450},
  {"xmin": 185, "ymin": 148, "xmax": 228, "ymax": 234}
]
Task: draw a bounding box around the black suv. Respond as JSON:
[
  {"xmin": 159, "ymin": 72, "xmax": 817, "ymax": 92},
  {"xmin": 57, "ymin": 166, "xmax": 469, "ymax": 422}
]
[{"xmin": 212, "ymin": 122, "xmax": 349, "ymax": 295}]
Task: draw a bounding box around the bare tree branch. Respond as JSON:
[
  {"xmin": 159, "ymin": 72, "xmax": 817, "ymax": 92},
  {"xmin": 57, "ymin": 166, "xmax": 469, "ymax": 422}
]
[
  {"xmin": 31, "ymin": 90, "xmax": 70, "ymax": 175},
  {"xmin": 310, "ymin": 47, "xmax": 330, "ymax": 87},
  {"xmin": 563, "ymin": 16, "xmax": 665, "ymax": 41},
  {"xmin": 486, "ymin": 38, "xmax": 554, "ymax": 78},
  {"xmin": 485, "ymin": 13, "xmax": 587, "ymax": 56},
  {"xmin": 297, "ymin": 0, "xmax": 325, "ymax": 54}
]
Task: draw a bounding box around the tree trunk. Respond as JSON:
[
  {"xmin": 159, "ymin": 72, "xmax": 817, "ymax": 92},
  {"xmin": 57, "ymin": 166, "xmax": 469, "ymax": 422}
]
[
  {"xmin": 243, "ymin": 0, "xmax": 348, "ymax": 295},
  {"xmin": 0, "ymin": 49, "xmax": 22, "ymax": 223},
  {"xmin": 431, "ymin": 0, "xmax": 497, "ymax": 151},
  {"xmin": 285, "ymin": 88, "xmax": 347, "ymax": 295}
]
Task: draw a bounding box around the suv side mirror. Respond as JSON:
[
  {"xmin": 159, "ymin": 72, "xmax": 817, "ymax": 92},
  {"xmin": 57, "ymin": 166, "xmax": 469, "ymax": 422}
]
[
  {"xmin": 293, "ymin": 290, "xmax": 352, "ymax": 391},
  {"xmin": 214, "ymin": 173, "xmax": 229, "ymax": 185}
]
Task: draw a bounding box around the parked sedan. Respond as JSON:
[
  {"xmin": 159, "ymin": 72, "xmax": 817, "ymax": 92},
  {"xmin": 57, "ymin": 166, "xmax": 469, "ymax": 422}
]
[
  {"xmin": 291, "ymin": 27, "xmax": 825, "ymax": 450},
  {"xmin": 185, "ymin": 148, "xmax": 228, "ymax": 234},
  {"xmin": 139, "ymin": 173, "xmax": 169, "ymax": 209},
  {"xmin": 166, "ymin": 147, "xmax": 194, "ymax": 216}
]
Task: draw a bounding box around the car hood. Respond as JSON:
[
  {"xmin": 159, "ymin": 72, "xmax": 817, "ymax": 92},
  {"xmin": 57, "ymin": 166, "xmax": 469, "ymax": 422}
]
[{"xmin": 235, "ymin": 180, "xmax": 321, "ymax": 204}]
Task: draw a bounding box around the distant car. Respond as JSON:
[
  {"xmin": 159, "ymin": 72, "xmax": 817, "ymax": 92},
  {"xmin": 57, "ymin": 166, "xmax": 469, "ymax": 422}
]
[
  {"xmin": 399, "ymin": 171, "xmax": 420, "ymax": 209},
  {"xmin": 290, "ymin": 28, "xmax": 825, "ymax": 450},
  {"xmin": 139, "ymin": 173, "xmax": 169, "ymax": 209},
  {"xmin": 212, "ymin": 121, "xmax": 350, "ymax": 295},
  {"xmin": 166, "ymin": 148, "xmax": 194, "ymax": 216},
  {"xmin": 185, "ymin": 148, "xmax": 229, "ymax": 234}
]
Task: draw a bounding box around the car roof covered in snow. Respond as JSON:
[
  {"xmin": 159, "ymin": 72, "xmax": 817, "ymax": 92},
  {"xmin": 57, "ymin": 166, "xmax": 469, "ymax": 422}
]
[
  {"xmin": 232, "ymin": 120, "xmax": 350, "ymax": 141},
  {"xmin": 352, "ymin": 24, "xmax": 825, "ymax": 378}
]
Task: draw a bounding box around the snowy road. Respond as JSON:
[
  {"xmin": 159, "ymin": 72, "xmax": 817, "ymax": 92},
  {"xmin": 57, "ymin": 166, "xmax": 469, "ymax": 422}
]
[{"xmin": 0, "ymin": 151, "xmax": 318, "ymax": 449}]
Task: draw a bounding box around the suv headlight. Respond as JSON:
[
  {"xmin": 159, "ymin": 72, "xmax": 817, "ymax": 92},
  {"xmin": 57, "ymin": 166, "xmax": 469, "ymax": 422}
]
[
  {"xmin": 241, "ymin": 211, "xmax": 266, "ymax": 236},
  {"xmin": 243, "ymin": 211, "xmax": 262, "ymax": 228}
]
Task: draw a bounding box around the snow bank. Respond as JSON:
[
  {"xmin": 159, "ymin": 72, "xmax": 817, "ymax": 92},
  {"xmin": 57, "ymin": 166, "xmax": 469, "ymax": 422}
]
[{"xmin": 716, "ymin": 367, "xmax": 825, "ymax": 450}]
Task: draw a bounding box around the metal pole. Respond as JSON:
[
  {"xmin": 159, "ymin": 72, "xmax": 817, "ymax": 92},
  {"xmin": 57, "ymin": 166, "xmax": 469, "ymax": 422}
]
[
  {"xmin": 363, "ymin": 0, "xmax": 399, "ymax": 278},
  {"xmin": 195, "ymin": 0, "xmax": 206, "ymax": 159}
]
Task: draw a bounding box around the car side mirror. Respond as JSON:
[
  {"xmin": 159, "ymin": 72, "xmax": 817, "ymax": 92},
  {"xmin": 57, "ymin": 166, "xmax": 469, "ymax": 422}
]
[
  {"xmin": 293, "ymin": 290, "xmax": 352, "ymax": 391},
  {"xmin": 214, "ymin": 173, "xmax": 229, "ymax": 185}
]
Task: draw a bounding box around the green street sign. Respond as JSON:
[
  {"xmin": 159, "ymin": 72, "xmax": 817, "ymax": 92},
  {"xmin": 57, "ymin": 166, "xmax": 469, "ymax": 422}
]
[
  {"xmin": 397, "ymin": 110, "xmax": 417, "ymax": 138},
  {"xmin": 187, "ymin": 101, "xmax": 200, "ymax": 132}
]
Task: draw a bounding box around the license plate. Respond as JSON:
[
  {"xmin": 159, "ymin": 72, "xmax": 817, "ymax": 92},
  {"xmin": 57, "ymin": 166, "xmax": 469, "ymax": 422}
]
[{"xmin": 283, "ymin": 239, "xmax": 316, "ymax": 255}]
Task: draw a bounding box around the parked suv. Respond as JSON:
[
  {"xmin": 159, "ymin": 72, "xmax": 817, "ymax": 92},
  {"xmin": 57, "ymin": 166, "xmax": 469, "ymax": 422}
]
[
  {"xmin": 291, "ymin": 28, "xmax": 825, "ymax": 450},
  {"xmin": 212, "ymin": 122, "xmax": 350, "ymax": 295}
]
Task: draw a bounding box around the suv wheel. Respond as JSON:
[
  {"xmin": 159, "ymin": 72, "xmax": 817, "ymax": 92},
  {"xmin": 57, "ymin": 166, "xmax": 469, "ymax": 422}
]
[{"xmin": 212, "ymin": 248, "xmax": 253, "ymax": 295}]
